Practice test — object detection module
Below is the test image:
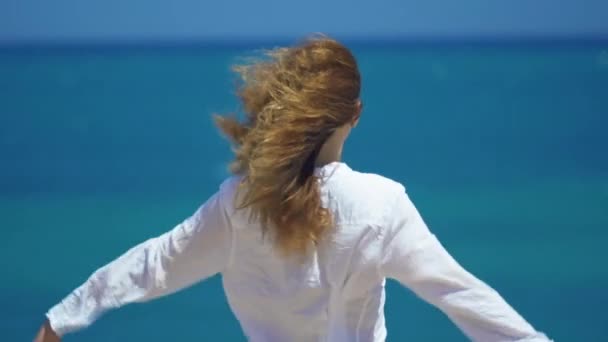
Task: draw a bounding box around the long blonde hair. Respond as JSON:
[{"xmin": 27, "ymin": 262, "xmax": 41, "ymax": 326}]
[{"xmin": 214, "ymin": 36, "xmax": 361, "ymax": 256}]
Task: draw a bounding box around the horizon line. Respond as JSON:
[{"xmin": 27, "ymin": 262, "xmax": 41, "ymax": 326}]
[{"xmin": 1, "ymin": 33, "xmax": 607, "ymax": 50}]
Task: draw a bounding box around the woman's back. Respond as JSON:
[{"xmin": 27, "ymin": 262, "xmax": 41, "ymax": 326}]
[
  {"xmin": 220, "ymin": 161, "xmax": 550, "ymax": 341},
  {"xmin": 223, "ymin": 162, "xmax": 401, "ymax": 341},
  {"xmin": 41, "ymin": 163, "xmax": 550, "ymax": 342}
]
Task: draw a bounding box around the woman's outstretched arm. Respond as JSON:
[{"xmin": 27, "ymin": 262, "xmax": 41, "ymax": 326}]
[
  {"xmin": 33, "ymin": 320, "xmax": 60, "ymax": 342},
  {"xmin": 379, "ymin": 185, "xmax": 552, "ymax": 341},
  {"xmin": 36, "ymin": 178, "xmax": 236, "ymax": 340}
]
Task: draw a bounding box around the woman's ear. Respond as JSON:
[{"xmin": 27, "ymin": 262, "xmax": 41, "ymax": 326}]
[{"xmin": 356, "ymin": 99, "xmax": 363, "ymax": 113}]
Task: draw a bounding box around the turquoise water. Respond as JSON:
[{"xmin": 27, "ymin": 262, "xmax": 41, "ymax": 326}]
[{"xmin": 1, "ymin": 41, "xmax": 607, "ymax": 341}]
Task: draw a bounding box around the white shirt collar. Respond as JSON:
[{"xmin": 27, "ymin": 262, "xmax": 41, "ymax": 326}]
[{"xmin": 313, "ymin": 161, "xmax": 349, "ymax": 179}]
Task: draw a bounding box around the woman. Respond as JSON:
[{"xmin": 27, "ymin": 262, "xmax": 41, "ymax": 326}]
[{"xmin": 34, "ymin": 36, "xmax": 551, "ymax": 342}]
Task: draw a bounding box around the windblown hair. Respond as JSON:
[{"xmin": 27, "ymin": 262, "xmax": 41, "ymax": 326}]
[{"xmin": 214, "ymin": 36, "xmax": 361, "ymax": 256}]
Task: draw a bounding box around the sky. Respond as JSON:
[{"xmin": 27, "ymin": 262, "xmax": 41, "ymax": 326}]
[{"xmin": 1, "ymin": 0, "xmax": 608, "ymax": 43}]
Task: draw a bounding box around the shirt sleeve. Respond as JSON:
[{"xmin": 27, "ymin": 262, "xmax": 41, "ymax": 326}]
[
  {"xmin": 379, "ymin": 185, "xmax": 552, "ymax": 342},
  {"xmin": 45, "ymin": 179, "xmax": 236, "ymax": 337}
]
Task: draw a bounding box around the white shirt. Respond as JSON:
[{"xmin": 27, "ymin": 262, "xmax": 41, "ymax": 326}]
[{"xmin": 47, "ymin": 161, "xmax": 551, "ymax": 341}]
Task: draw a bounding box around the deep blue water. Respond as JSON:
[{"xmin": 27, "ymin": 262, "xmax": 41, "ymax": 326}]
[{"xmin": 1, "ymin": 41, "xmax": 607, "ymax": 341}]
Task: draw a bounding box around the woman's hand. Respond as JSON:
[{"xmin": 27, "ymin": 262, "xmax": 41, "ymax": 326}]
[{"xmin": 33, "ymin": 319, "xmax": 60, "ymax": 342}]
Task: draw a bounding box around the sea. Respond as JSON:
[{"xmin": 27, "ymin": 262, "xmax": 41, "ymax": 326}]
[{"xmin": 1, "ymin": 39, "xmax": 607, "ymax": 341}]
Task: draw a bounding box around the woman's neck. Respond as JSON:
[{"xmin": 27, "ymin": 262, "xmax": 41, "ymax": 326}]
[
  {"xmin": 315, "ymin": 136, "xmax": 344, "ymax": 167},
  {"xmin": 314, "ymin": 122, "xmax": 352, "ymax": 167}
]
